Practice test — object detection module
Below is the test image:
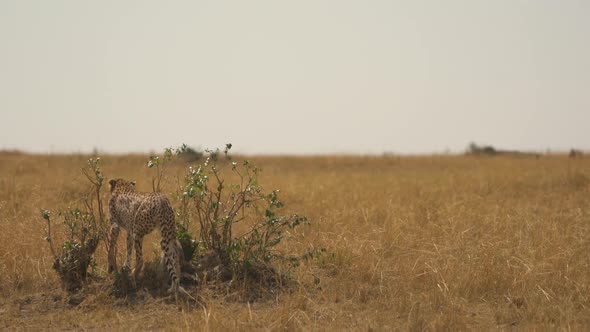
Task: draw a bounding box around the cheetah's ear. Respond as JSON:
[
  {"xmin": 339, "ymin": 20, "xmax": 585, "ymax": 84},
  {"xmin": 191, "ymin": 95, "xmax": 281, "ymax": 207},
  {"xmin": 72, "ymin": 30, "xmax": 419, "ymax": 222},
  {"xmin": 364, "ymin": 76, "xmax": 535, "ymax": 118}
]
[
  {"xmin": 109, "ymin": 179, "xmax": 117, "ymax": 190},
  {"xmin": 130, "ymin": 181, "xmax": 136, "ymax": 186}
]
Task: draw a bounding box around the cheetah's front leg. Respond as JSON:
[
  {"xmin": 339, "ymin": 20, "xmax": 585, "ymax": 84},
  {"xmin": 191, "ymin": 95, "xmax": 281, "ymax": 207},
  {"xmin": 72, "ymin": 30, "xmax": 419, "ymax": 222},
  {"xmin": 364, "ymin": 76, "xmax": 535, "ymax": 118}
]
[{"xmin": 107, "ymin": 224, "xmax": 120, "ymax": 273}]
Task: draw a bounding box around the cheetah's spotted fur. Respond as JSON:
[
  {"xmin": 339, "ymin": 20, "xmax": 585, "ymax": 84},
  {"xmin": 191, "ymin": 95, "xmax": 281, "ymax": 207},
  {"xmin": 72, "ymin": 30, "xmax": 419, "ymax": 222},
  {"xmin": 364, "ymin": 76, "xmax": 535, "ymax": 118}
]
[{"xmin": 107, "ymin": 178, "xmax": 180, "ymax": 294}]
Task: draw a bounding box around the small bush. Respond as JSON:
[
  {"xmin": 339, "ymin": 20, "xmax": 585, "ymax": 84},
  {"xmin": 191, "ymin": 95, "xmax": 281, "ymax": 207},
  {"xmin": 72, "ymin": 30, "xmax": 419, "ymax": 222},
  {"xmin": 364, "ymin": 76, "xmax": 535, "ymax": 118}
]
[
  {"xmin": 569, "ymin": 149, "xmax": 583, "ymax": 158},
  {"xmin": 466, "ymin": 142, "xmax": 497, "ymax": 156},
  {"xmin": 40, "ymin": 158, "xmax": 109, "ymax": 293},
  {"xmin": 180, "ymin": 144, "xmax": 311, "ymax": 286},
  {"xmin": 181, "ymin": 146, "xmax": 204, "ymax": 163},
  {"xmin": 41, "ymin": 209, "xmax": 99, "ymax": 292},
  {"xmin": 176, "ymin": 223, "xmax": 199, "ymax": 262}
]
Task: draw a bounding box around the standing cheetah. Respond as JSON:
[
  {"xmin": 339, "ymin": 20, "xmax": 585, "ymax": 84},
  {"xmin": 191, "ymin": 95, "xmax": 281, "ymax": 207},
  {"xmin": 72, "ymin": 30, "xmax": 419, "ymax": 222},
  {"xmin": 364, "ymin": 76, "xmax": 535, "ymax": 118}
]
[{"xmin": 107, "ymin": 178, "xmax": 180, "ymax": 294}]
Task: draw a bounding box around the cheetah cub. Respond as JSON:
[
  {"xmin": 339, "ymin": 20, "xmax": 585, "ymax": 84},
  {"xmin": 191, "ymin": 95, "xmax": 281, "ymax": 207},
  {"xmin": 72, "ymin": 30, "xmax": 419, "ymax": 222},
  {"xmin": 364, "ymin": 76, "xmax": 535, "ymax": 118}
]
[{"xmin": 107, "ymin": 178, "xmax": 181, "ymax": 294}]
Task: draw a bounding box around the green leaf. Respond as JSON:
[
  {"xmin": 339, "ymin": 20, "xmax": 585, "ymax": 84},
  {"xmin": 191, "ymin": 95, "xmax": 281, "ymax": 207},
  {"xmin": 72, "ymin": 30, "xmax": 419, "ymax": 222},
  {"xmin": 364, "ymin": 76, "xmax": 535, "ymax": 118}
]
[
  {"xmin": 265, "ymin": 209, "xmax": 274, "ymax": 218},
  {"xmin": 41, "ymin": 210, "xmax": 51, "ymax": 221}
]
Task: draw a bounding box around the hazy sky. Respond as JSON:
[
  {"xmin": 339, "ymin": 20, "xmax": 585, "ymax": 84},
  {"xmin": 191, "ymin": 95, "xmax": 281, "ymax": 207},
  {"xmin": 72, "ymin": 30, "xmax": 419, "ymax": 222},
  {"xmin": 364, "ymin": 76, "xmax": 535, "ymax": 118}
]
[{"xmin": 1, "ymin": 1, "xmax": 588, "ymax": 154}]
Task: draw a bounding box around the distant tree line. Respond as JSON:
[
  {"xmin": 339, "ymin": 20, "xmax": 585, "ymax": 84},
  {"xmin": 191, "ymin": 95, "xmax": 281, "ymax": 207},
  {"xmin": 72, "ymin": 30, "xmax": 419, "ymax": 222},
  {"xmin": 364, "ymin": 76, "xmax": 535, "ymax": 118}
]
[
  {"xmin": 466, "ymin": 142, "xmax": 540, "ymax": 158},
  {"xmin": 569, "ymin": 149, "xmax": 583, "ymax": 158}
]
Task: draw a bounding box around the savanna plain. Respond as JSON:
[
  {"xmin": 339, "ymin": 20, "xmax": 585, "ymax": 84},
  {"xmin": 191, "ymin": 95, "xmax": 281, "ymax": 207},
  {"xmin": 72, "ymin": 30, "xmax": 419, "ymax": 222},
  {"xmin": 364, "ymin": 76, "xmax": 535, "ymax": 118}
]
[{"xmin": 0, "ymin": 151, "xmax": 589, "ymax": 330}]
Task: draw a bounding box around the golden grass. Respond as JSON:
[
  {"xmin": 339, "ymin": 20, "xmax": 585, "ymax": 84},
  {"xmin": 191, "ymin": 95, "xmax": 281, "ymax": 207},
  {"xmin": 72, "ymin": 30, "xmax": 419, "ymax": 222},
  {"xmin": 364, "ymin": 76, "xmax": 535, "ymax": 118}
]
[{"xmin": 0, "ymin": 153, "xmax": 589, "ymax": 330}]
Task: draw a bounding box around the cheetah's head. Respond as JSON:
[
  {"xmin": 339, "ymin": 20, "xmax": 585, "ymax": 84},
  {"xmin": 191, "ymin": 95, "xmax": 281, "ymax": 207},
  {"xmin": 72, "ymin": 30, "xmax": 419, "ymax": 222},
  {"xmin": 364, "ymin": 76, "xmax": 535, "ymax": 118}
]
[{"xmin": 109, "ymin": 178, "xmax": 137, "ymax": 194}]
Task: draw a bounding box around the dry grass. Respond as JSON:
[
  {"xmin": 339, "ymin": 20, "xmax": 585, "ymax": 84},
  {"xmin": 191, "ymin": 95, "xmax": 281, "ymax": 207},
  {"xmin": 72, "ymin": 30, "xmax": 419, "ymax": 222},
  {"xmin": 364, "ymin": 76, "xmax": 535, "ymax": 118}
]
[{"xmin": 1, "ymin": 152, "xmax": 589, "ymax": 330}]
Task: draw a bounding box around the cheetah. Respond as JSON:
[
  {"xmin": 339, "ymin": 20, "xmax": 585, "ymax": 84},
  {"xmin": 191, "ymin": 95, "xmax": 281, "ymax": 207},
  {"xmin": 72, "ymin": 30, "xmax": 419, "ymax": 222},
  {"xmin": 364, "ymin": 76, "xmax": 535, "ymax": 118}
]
[{"xmin": 107, "ymin": 178, "xmax": 181, "ymax": 294}]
